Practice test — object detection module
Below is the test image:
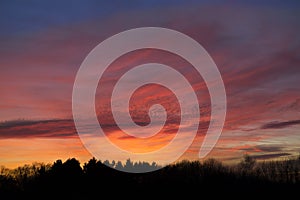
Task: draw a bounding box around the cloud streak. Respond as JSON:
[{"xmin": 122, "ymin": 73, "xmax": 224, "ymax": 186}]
[
  {"xmin": 251, "ymin": 153, "xmax": 291, "ymax": 160},
  {"xmin": 261, "ymin": 120, "xmax": 300, "ymax": 130},
  {"xmin": 0, "ymin": 119, "xmax": 76, "ymax": 139}
]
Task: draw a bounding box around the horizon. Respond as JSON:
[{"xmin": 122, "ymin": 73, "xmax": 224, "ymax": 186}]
[
  {"xmin": 1, "ymin": 0, "xmax": 300, "ymax": 169},
  {"xmin": 1, "ymin": 153, "xmax": 299, "ymax": 171}
]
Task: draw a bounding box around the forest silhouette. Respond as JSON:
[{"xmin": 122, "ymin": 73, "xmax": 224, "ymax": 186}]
[{"xmin": 1, "ymin": 155, "xmax": 299, "ymax": 198}]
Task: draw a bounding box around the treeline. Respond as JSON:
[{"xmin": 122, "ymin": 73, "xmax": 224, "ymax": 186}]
[{"xmin": 0, "ymin": 155, "xmax": 300, "ymax": 198}]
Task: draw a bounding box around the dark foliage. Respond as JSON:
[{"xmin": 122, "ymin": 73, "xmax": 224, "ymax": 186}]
[{"xmin": 0, "ymin": 155, "xmax": 299, "ymax": 199}]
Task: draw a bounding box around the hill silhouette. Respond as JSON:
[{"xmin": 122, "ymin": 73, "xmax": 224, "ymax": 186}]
[{"xmin": 0, "ymin": 155, "xmax": 299, "ymax": 198}]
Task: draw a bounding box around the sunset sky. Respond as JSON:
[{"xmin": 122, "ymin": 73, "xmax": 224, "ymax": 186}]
[{"xmin": 1, "ymin": 0, "xmax": 300, "ymax": 168}]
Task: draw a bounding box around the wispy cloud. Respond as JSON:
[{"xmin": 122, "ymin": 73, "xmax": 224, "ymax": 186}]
[
  {"xmin": 0, "ymin": 119, "xmax": 76, "ymax": 139},
  {"xmin": 251, "ymin": 153, "xmax": 291, "ymax": 160},
  {"xmin": 261, "ymin": 120, "xmax": 300, "ymax": 129}
]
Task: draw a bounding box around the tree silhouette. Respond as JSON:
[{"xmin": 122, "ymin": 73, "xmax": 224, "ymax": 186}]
[
  {"xmin": 83, "ymin": 157, "xmax": 97, "ymax": 174},
  {"xmin": 124, "ymin": 158, "xmax": 134, "ymax": 170},
  {"xmin": 239, "ymin": 154, "xmax": 256, "ymax": 175},
  {"xmin": 115, "ymin": 161, "xmax": 123, "ymax": 171},
  {"xmin": 0, "ymin": 156, "xmax": 300, "ymax": 198}
]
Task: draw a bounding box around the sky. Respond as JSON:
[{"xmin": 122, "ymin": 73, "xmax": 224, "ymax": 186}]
[{"xmin": 0, "ymin": 0, "xmax": 300, "ymax": 168}]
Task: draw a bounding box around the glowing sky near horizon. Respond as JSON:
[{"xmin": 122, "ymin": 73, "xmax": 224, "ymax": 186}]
[{"xmin": 0, "ymin": 0, "xmax": 300, "ymax": 168}]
